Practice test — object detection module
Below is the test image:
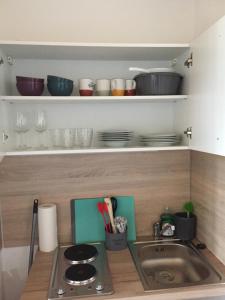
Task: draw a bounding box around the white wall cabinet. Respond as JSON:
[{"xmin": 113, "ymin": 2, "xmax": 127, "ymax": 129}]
[
  {"xmin": 0, "ymin": 43, "xmax": 190, "ymax": 156},
  {"xmin": 188, "ymin": 16, "xmax": 225, "ymax": 156},
  {"xmin": 0, "ymin": 15, "xmax": 224, "ymax": 157}
]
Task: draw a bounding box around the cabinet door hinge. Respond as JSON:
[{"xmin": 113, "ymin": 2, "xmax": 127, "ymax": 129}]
[
  {"xmin": 184, "ymin": 127, "xmax": 192, "ymax": 139},
  {"xmin": 2, "ymin": 132, "xmax": 9, "ymax": 144},
  {"xmin": 184, "ymin": 53, "xmax": 193, "ymax": 68}
]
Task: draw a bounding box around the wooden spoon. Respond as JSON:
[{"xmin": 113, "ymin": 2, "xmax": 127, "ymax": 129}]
[{"xmin": 104, "ymin": 197, "xmax": 117, "ymax": 233}]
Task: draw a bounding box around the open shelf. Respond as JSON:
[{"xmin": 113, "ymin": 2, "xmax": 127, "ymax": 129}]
[
  {"xmin": 0, "ymin": 95, "xmax": 188, "ymax": 104},
  {"xmin": 0, "ymin": 41, "xmax": 190, "ymax": 61},
  {"xmin": 5, "ymin": 146, "xmax": 189, "ymax": 156}
]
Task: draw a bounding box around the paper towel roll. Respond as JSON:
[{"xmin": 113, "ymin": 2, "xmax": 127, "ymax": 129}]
[{"xmin": 38, "ymin": 203, "xmax": 58, "ymax": 252}]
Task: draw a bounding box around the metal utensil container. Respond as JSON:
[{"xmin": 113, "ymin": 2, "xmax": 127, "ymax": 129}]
[{"xmin": 105, "ymin": 231, "xmax": 127, "ymax": 251}]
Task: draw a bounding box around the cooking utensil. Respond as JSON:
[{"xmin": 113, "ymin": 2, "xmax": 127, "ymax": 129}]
[
  {"xmin": 114, "ymin": 216, "xmax": 127, "ymax": 233},
  {"xmin": 97, "ymin": 202, "xmax": 108, "ymax": 232},
  {"xmin": 134, "ymin": 72, "xmax": 182, "ymax": 95},
  {"xmin": 129, "ymin": 67, "xmax": 175, "ymax": 73},
  {"xmin": 104, "ymin": 197, "xmax": 117, "ymax": 233},
  {"xmin": 72, "ymin": 196, "xmax": 136, "ymax": 243},
  {"xmin": 110, "ymin": 197, "xmax": 118, "ymax": 218},
  {"xmin": 102, "ymin": 202, "xmax": 112, "ymax": 233},
  {"xmin": 28, "ymin": 199, "xmax": 38, "ymax": 273}
]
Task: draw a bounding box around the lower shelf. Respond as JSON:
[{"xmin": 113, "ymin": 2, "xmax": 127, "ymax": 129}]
[{"xmin": 5, "ymin": 146, "xmax": 189, "ymax": 156}]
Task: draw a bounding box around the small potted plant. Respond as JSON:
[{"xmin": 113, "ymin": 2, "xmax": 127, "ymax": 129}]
[{"xmin": 174, "ymin": 201, "xmax": 197, "ymax": 241}]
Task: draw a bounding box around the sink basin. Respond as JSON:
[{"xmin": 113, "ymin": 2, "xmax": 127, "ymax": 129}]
[{"xmin": 129, "ymin": 240, "xmax": 225, "ymax": 291}]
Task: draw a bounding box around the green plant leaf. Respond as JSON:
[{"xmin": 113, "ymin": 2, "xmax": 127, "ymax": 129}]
[{"xmin": 183, "ymin": 201, "xmax": 194, "ymax": 215}]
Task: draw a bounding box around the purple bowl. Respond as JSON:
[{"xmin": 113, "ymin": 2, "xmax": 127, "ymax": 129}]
[{"xmin": 16, "ymin": 76, "xmax": 44, "ymax": 96}]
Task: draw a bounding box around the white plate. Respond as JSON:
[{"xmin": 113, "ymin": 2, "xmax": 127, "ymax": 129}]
[
  {"xmin": 99, "ymin": 130, "xmax": 133, "ymax": 134},
  {"xmin": 140, "ymin": 139, "xmax": 180, "ymax": 142},
  {"xmin": 145, "ymin": 141, "xmax": 179, "ymax": 147},
  {"xmin": 147, "ymin": 133, "xmax": 178, "ymax": 138},
  {"xmin": 100, "ymin": 138, "xmax": 131, "ymax": 141},
  {"xmin": 102, "ymin": 141, "xmax": 129, "ymax": 148}
]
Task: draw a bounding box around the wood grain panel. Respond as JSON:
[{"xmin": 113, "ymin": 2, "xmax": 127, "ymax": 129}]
[
  {"xmin": 0, "ymin": 151, "xmax": 190, "ymax": 247},
  {"xmin": 21, "ymin": 246, "xmax": 225, "ymax": 300},
  {"xmin": 191, "ymin": 150, "xmax": 225, "ymax": 265}
]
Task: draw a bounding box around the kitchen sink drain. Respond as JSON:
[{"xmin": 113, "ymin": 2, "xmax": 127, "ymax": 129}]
[{"xmin": 157, "ymin": 270, "xmax": 175, "ymax": 283}]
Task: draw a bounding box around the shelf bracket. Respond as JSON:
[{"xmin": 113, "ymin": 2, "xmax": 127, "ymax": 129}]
[
  {"xmin": 171, "ymin": 59, "xmax": 177, "ymax": 67},
  {"xmin": 7, "ymin": 56, "xmax": 15, "ymax": 66}
]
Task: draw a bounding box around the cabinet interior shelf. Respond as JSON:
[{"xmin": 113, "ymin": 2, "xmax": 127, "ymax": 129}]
[
  {"xmin": 0, "ymin": 41, "xmax": 190, "ymax": 60},
  {"xmin": 5, "ymin": 146, "xmax": 189, "ymax": 156},
  {"xmin": 0, "ymin": 95, "xmax": 188, "ymax": 104}
]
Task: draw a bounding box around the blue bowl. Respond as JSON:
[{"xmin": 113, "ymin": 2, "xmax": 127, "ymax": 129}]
[{"xmin": 47, "ymin": 75, "xmax": 73, "ymax": 96}]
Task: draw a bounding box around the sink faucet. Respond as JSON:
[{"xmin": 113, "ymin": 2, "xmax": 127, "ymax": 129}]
[{"xmin": 153, "ymin": 222, "xmax": 161, "ymax": 239}]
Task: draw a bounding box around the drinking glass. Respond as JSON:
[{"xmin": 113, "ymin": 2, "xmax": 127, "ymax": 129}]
[
  {"xmin": 50, "ymin": 129, "xmax": 63, "ymax": 148},
  {"xmin": 34, "ymin": 110, "xmax": 47, "ymax": 149},
  {"xmin": 14, "ymin": 111, "xmax": 30, "ymax": 150},
  {"xmin": 63, "ymin": 128, "xmax": 75, "ymax": 148},
  {"xmin": 77, "ymin": 128, "xmax": 93, "ymax": 148}
]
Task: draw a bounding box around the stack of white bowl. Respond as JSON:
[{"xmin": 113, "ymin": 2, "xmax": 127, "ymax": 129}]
[
  {"xmin": 99, "ymin": 130, "xmax": 133, "ymax": 148},
  {"xmin": 139, "ymin": 133, "xmax": 181, "ymax": 147}
]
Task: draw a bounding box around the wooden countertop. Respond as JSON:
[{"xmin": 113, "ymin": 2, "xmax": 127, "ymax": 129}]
[{"xmin": 20, "ymin": 243, "xmax": 225, "ymax": 300}]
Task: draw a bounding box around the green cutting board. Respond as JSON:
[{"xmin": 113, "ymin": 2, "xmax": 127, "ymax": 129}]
[{"xmin": 71, "ymin": 196, "xmax": 136, "ymax": 244}]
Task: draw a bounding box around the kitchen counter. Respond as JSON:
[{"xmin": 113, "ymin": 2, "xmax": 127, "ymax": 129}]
[{"xmin": 20, "ymin": 243, "xmax": 225, "ymax": 300}]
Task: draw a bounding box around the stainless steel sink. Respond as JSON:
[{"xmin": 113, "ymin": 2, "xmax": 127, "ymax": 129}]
[{"xmin": 129, "ymin": 240, "xmax": 225, "ymax": 291}]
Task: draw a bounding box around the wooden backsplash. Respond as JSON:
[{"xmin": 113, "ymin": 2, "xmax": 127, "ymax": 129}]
[
  {"xmin": 0, "ymin": 151, "xmax": 190, "ymax": 247},
  {"xmin": 191, "ymin": 150, "xmax": 225, "ymax": 265}
]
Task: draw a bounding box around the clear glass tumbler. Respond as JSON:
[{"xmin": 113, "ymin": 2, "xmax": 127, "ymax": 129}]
[{"xmin": 77, "ymin": 128, "xmax": 93, "ymax": 148}]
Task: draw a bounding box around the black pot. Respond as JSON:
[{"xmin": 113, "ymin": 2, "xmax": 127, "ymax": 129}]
[{"xmin": 174, "ymin": 212, "xmax": 197, "ymax": 241}]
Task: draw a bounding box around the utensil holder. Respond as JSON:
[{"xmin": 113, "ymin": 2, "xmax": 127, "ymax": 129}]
[
  {"xmin": 105, "ymin": 230, "xmax": 127, "ymax": 251},
  {"xmin": 174, "ymin": 212, "xmax": 197, "ymax": 241}
]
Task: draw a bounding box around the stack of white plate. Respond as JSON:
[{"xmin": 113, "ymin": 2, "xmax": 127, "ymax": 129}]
[
  {"xmin": 99, "ymin": 130, "xmax": 133, "ymax": 148},
  {"xmin": 139, "ymin": 133, "xmax": 181, "ymax": 147}
]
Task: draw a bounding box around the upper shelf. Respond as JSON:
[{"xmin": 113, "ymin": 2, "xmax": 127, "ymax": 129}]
[
  {"xmin": 0, "ymin": 95, "xmax": 188, "ymax": 104},
  {"xmin": 5, "ymin": 146, "xmax": 189, "ymax": 156},
  {"xmin": 0, "ymin": 41, "xmax": 190, "ymax": 61}
]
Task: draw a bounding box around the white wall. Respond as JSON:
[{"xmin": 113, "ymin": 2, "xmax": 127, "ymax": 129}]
[
  {"xmin": 1, "ymin": 0, "xmax": 225, "ymax": 43},
  {"xmin": 0, "ymin": 0, "xmax": 196, "ymax": 43},
  {"xmin": 194, "ymin": 0, "xmax": 225, "ymax": 38}
]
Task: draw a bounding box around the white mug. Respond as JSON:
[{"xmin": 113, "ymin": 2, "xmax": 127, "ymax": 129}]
[
  {"xmin": 111, "ymin": 79, "xmax": 125, "ymax": 96},
  {"xmin": 79, "ymin": 79, "xmax": 95, "ymax": 96},
  {"xmin": 125, "ymin": 79, "xmax": 136, "ymax": 96},
  {"xmin": 96, "ymin": 79, "xmax": 110, "ymax": 96}
]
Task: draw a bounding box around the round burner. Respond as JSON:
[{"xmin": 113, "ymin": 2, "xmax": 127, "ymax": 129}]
[
  {"xmin": 64, "ymin": 264, "xmax": 97, "ymax": 286},
  {"xmin": 64, "ymin": 244, "xmax": 98, "ymax": 264}
]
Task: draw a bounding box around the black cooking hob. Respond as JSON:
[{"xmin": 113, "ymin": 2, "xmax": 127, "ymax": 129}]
[
  {"xmin": 64, "ymin": 244, "xmax": 98, "ymax": 264},
  {"xmin": 64, "ymin": 264, "xmax": 97, "ymax": 286}
]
